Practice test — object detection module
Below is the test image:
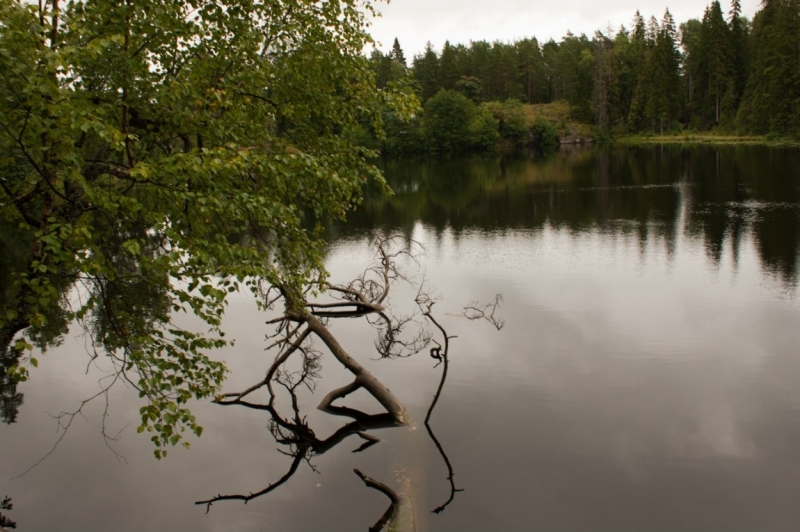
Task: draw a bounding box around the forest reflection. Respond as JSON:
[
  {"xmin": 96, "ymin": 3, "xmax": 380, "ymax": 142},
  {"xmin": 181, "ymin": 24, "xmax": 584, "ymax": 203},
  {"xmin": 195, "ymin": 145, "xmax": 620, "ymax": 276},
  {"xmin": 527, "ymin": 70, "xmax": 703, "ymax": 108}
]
[{"xmin": 331, "ymin": 145, "xmax": 800, "ymax": 289}]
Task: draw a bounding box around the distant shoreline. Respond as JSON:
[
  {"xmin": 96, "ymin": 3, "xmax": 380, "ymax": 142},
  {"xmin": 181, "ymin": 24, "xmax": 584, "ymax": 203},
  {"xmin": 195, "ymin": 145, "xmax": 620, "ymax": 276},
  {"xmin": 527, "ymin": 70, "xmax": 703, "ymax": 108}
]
[{"xmin": 613, "ymin": 135, "xmax": 800, "ymax": 149}]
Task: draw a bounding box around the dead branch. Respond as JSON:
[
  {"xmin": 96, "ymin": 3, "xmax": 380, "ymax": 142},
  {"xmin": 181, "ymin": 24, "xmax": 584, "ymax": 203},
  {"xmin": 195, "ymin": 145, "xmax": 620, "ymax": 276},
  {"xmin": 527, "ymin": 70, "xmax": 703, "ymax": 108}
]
[
  {"xmin": 354, "ymin": 468, "xmax": 399, "ymax": 504},
  {"xmin": 195, "ymin": 443, "xmax": 308, "ymax": 513},
  {"xmin": 354, "ymin": 468, "xmax": 399, "ymax": 532},
  {"xmin": 418, "ymin": 290, "xmax": 503, "ymax": 514},
  {"xmin": 463, "ymin": 294, "xmax": 504, "ymax": 331},
  {"xmin": 303, "ymin": 313, "xmax": 410, "ymax": 425},
  {"xmin": 419, "ymin": 300, "xmax": 463, "ymax": 514},
  {"xmin": 12, "ymin": 371, "xmax": 126, "ymax": 478}
]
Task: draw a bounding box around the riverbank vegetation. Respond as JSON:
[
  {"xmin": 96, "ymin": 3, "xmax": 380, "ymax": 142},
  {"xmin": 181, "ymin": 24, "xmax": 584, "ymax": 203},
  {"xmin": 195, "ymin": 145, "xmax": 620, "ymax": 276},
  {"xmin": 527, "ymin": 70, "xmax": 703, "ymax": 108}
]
[
  {"xmin": 0, "ymin": 0, "xmax": 416, "ymax": 457},
  {"xmin": 366, "ymin": 0, "xmax": 800, "ymax": 152}
]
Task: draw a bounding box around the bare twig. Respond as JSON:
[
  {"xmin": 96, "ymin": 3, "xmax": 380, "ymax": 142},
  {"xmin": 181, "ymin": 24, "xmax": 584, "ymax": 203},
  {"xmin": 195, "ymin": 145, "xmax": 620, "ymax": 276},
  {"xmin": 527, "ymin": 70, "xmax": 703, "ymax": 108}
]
[{"xmin": 463, "ymin": 294, "xmax": 505, "ymax": 330}]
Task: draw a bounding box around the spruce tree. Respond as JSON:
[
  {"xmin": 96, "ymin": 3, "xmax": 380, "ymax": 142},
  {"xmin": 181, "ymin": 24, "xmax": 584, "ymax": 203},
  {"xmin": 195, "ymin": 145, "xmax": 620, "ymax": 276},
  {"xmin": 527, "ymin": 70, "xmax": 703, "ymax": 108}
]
[
  {"xmin": 412, "ymin": 42, "xmax": 441, "ymax": 101},
  {"xmin": 738, "ymin": 0, "xmax": 800, "ymax": 134},
  {"xmin": 440, "ymin": 41, "xmax": 460, "ymax": 90},
  {"xmin": 627, "ymin": 11, "xmax": 650, "ymax": 131},
  {"xmin": 516, "ymin": 38, "xmax": 548, "ymax": 103},
  {"xmin": 680, "ymin": 18, "xmax": 703, "ymax": 126},
  {"xmin": 391, "ymin": 38, "xmax": 407, "ymax": 68},
  {"xmin": 645, "ymin": 9, "xmax": 682, "ymax": 132},
  {"xmin": 698, "ymin": 1, "xmax": 732, "ymax": 125}
]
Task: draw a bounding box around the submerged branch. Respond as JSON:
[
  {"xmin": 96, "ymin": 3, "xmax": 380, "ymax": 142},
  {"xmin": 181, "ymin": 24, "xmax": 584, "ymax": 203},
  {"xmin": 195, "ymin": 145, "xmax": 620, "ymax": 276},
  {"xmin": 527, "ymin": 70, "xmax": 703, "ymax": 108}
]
[
  {"xmin": 195, "ymin": 444, "xmax": 308, "ymax": 513},
  {"xmin": 354, "ymin": 468, "xmax": 399, "ymax": 532}
]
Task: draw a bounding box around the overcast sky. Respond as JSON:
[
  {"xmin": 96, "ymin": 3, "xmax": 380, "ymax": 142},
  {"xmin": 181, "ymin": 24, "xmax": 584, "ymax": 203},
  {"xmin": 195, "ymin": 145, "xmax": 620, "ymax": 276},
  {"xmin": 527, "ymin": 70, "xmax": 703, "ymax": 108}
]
[{"xmin": 367, "ymin": 0, "xmax": 761, "ymax": 57}]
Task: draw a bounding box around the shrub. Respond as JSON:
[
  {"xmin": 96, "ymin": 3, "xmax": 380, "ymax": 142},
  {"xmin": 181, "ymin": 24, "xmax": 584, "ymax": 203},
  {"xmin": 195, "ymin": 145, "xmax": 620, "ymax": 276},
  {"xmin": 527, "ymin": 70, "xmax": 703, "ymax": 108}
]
[
  {"xmin": 423, "ymin": 89, "xmax": 477, "ymax": 151},
  {"xmin": 483, "ymin": 99, "xmax": 527, "ymax": 145},
  {"xmin": 531, "ymin": 119, "xmax": 559, "ymax": 150},
  {"xmin": 469, "ymin": 107, "xmax": 500, "ymax": 150}
]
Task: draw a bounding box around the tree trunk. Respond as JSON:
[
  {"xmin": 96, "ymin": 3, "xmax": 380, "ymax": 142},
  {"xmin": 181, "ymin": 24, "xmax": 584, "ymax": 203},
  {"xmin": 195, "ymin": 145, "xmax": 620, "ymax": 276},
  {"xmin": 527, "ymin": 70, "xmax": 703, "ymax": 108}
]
[{"xmin": 303, "ymin": 313, "xmax": 411, "ymax": 426}]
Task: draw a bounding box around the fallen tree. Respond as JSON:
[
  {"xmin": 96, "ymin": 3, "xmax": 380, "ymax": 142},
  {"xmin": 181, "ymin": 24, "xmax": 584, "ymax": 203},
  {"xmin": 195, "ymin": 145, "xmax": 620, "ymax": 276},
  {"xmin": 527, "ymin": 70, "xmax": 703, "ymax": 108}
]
[{"xmin": 197, "ymin": 235, "xmax": 503, "ymax": 531}]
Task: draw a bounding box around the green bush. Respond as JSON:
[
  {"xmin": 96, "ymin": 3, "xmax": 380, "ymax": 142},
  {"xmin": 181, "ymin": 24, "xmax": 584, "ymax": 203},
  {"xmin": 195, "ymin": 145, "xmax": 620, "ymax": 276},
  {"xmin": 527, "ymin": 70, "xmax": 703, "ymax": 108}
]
[
  {"xmin": 592, "ymin": 126, "xmax": 612, "ymax": 143},
  {"xmin": 531, "ymin": 119, "xmax": 559, "ymax": 150},
  {"xmin": 423, "ymin": 89, "xmax": 477, "ymax": 151},
  {"xmin": 469, "ymin": 107, "xmax": 500, "ymax": 150},
  {"xmin": 382, "ymin": 112, "xmax": 425, "ymax": 154},
  {"xmin": 483, "ymin": 99, "xmax": 527, "ymax": 145},
  {"xmin": 454, "ymin": 76, "xmax": 484, "ymax": 103}
]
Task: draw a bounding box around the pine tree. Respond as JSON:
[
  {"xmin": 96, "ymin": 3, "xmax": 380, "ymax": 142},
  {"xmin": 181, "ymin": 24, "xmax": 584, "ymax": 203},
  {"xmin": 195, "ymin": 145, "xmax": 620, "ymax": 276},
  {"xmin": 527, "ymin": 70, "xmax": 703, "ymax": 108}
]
[
  {"xmin": 493, "ymin": 41, "xmax": 523, "ymax": 100},
  {"xmin": 728, "ymin": 0, "xmax": 747, "ymax": 106},
  {"xmin": 516, "ymin": 38, "xmax": 547, "ymax": 103},
  {"xmin": 680, "ymin": 18, "xmax": 703, "ymax": 126},
  {"xmin": 468, "ymin": 40, "xmax": 494, "ymax": 99},
  {"xmin": 541, "ymin": 40, "xmax": 560, "ymax": 100},
  {"xmin": 645, "ymin": 9, "xmax": 682, "ymax": 132},
  {"xmin": 613, "ymin": 27, "xmax": 637, "ymax": 129},
  {"xmin": 627, "ymin": 11, "xmax": 650, "ymax": 130},
  {"xmin": 412, "ymin": 42, "xmax": 441, "ymax": 101},
  {"xmin": 738, "ymin": 0, "xmax": 800, "ymax": 134},
  {"xmin": 440, "ymin": 41, "xmax": 460, "ymax": 90},
  {"xmin": 391, "ymin": 38, "xmax": 407, "ymax": 68},
  {"xmin": 592, "ymin": 32, "xmax": 613, "ymax": 132},
  {"xmin": 698, "ymin": 1, "xmax": 732, "ymax": 125}
]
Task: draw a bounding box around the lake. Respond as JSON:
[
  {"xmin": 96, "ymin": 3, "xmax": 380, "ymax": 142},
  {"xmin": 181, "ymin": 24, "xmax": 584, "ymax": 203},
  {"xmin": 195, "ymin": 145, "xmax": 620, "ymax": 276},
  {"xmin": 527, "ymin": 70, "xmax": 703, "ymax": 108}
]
[{"xmin": 2, "ymin": 145, "xmax": 800, "ymax": 531}]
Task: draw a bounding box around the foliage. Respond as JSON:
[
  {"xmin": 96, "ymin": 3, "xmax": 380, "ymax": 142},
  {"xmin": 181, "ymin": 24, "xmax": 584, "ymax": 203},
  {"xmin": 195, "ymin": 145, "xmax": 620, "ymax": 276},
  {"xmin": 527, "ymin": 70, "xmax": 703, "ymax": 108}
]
[
  {"xmin": 454, "ymin": 76, "xmax": 485, "ymax": 103},
  {"xmin": 0, "ymin": 495, "xmax": 15, "ymax": 529},
  {"xmin": 369, "ymin": 43, "xmax": 408, "ymax": 89},
  {"xmin": 423, "ymin": 90, "xmax": 477, "ymax": 151},
  {"xmin": 0, "ymin": 0, "xmax": 416, "ymax": 457},
  {"xmin": 412, "ymin": 42, "xmax": 441, "ymax": 102},
  {"xmin": 530, "ymin": 119, "xmax": 560, "ymax": 150},
  {"xmin": 469, "ymin": 107, "xmax": 501, "ymax": 150},
  {"xmin": 737, "ymin": 0, "xmax": 800, "ymax": 135},
  {"xmin": 484, "ymin": 99, "xmax": 527, "ymax": 145}
]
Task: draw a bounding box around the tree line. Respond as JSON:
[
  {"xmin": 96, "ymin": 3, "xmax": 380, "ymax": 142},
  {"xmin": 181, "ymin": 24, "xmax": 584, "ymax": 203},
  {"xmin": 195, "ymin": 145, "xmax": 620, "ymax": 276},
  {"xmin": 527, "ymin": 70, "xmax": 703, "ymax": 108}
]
[{"xmin": 368, "ymin": 0, "xmax": 800, "ymax": 150}]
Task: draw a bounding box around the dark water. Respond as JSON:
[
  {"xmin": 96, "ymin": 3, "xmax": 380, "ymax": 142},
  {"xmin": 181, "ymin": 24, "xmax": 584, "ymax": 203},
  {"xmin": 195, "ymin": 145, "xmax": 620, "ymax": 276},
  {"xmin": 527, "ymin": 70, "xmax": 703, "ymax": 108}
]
[{"xmin": 2, "ymin": 145, "xmax": 800, "ymax": 531}]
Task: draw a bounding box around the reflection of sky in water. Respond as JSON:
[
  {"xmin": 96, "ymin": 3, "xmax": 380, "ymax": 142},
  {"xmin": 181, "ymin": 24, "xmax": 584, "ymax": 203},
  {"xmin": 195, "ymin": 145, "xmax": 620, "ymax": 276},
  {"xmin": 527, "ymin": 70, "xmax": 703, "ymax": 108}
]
[
  {"xmin": 321, "ymin": 217, "xmax": 800, "ymax": 531},
  {"xmin": 3, "ymin": 146, "xmax": 800, "ymax": 531}
]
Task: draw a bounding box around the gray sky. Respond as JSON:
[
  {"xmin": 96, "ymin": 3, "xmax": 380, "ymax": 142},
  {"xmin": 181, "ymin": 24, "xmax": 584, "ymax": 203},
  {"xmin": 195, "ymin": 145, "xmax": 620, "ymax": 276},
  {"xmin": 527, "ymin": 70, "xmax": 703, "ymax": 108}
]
[{"xmin": 367, "ymin": 0, "xmax": 761, "ymax": 57}]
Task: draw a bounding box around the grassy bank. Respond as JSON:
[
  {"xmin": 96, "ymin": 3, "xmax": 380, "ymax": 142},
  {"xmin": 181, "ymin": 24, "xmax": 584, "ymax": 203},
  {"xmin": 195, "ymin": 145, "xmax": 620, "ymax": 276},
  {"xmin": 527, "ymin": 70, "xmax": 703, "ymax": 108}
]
[
  {"xmin": 523, "ymin": 101, "xmax": 594, "ymax": 140},
  {"xmin": 614, "ymin": 133, "xmax": 800, "ymax": 148},
  {"xmin": 522, "ymin": 102, "xmax": 799, "ymax": 148}
]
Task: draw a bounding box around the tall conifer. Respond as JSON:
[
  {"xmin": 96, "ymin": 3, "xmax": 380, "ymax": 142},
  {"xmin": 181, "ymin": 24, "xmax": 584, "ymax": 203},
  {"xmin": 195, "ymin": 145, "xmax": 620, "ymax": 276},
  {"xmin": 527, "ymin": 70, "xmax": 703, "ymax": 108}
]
[{"xmin": 391, "ymin": 38, "xmax": 407, "ymax": 68}]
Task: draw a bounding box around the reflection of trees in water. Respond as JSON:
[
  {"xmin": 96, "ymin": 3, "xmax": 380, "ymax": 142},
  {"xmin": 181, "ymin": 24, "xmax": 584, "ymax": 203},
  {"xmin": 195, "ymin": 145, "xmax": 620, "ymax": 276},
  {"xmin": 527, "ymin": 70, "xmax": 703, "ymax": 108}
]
[
  {"xmin": 683, "ymin": 146, "xmax": 800, "ymax": 288},
  {"xmin": 0, "ymin": 220, "xmax": 34, "ymax": 424},
  {"xmin": 0, "ymin": 348, "xmax": 23, "ymax": 424},
  {"xmin": 0, "ymin": 217, "xmax": 219, "ymax": 461},
  {"xmin": 196, "ymin": 236, "xmax": 426, "ymax": 530},
  {"xmin": 338, "ymin": 146, "xmax": 800, "ymax": 289},
  {"xmin": 196, "ymin": 236, "xmax": 502, "ymax": 530},
  {"xmin": 0, "ymin": 495, "xmax": 16, "ymax": 529}
]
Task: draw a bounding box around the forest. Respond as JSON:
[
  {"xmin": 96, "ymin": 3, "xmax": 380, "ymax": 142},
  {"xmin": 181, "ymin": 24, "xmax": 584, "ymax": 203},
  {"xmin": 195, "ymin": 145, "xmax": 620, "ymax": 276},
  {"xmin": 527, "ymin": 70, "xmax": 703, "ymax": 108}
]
[{"xmin": 367, "ymin": 0, "xmax": 800, "ymax": 152}]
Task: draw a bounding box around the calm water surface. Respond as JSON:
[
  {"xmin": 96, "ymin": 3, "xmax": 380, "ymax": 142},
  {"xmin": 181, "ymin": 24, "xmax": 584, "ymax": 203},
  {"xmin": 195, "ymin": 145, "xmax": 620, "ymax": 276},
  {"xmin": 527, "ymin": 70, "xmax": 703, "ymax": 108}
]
[{"xmin": 2, "ymin": 145, "xmax": 799, "ymax": 531}]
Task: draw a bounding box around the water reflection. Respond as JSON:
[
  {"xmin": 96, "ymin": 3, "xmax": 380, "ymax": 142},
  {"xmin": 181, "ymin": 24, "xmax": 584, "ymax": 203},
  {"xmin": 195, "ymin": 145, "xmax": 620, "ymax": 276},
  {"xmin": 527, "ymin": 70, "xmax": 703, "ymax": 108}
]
[
  {"xmin": 334, "ymin": 146, "xmax": 800, "ymax": 289},
  {"xmin": 3, "ymin": 145, "xmax": 800, "ymax": 531},
  {"xmin": 195, "ymin": 237, "xmax": 502, "ymax": 530},
  {"xmin": 0, "ymin": 348, "xmax": 22, "ymax": 425},
  {"xmin": 0, "ymin": 495, "xmax": 15, "ymax": 529}
]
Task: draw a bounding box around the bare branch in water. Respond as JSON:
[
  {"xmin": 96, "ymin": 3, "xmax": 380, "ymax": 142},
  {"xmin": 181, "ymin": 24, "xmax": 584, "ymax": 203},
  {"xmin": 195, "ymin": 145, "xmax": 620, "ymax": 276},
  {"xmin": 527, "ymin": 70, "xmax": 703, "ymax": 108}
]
[
  {"xmin": 354, "ymin": 468, "xmax": 399, "ymax": 532},
  {"xmin": 419, "ymin": 290, "xmax": 504, "ymax": 514},
  {"xmin": 200, "ymin": 234, "xmax": 503, "ymax": 529},
  {"xmin": 463, "ymin": 294, "xmax": 504, "ymax": 330}
]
